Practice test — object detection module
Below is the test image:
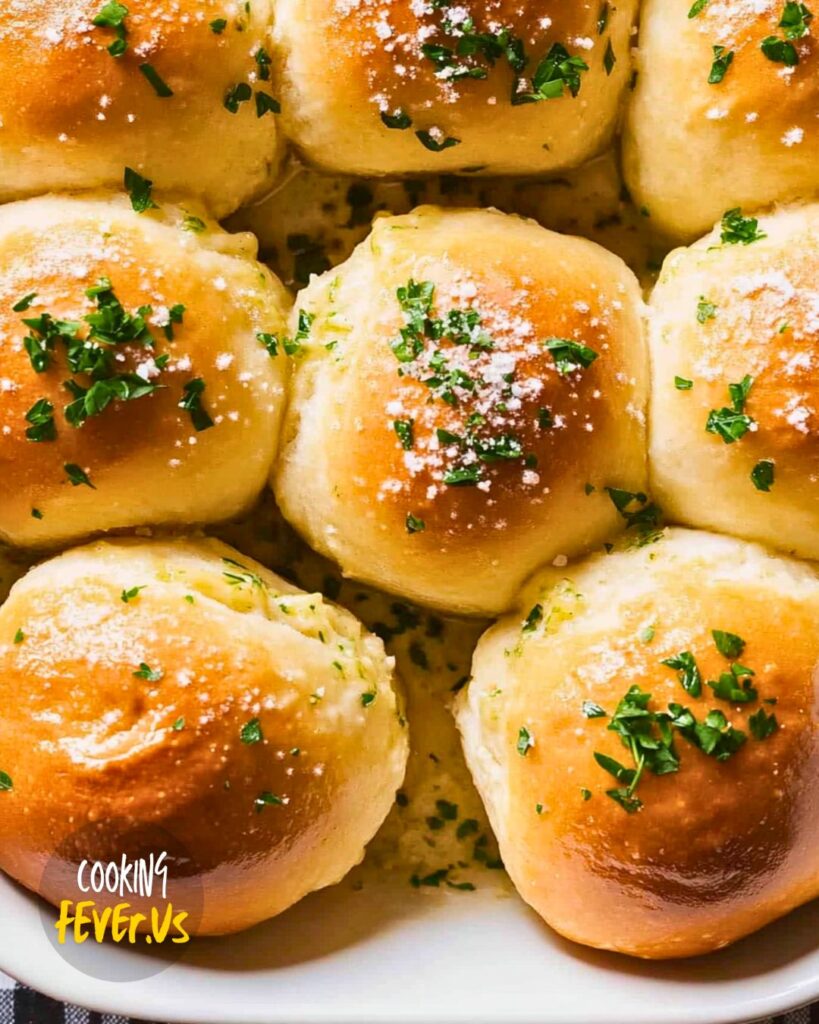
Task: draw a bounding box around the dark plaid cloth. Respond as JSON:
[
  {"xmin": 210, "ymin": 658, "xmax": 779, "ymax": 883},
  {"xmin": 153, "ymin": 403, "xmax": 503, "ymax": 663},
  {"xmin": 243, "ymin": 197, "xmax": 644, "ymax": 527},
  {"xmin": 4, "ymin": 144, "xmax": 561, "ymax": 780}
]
[
  {"xmin": 0, "ymin": 982, "xmax": 145, "ymax": 1024},
  {"xmin": 0, "ymin": 980, "xmax": 817, "ymax": 1024}
]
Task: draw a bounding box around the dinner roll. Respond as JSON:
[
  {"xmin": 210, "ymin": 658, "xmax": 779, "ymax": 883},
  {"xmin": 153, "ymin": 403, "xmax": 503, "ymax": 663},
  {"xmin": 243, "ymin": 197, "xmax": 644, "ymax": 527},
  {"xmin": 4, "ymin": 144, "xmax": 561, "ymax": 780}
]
[
  {"xmin": 623, "ymin": 0, "xmax": 819, "ymax": 240},
  {"xmin": 274, "ymin": 206, "xmax": 648, "ymax": 616},
  {"xmin": 0, "ymin": 537, "xmax": 408, "ymax": 935},
  {"xmin": 0, "ymin": 1, "xmax": 282, "ymax": 218},
  {"xmin": 648, "ymin": 204, "xmax": 819, "ymax": 560},
  {"xmin": 273, "ymin": 0, "xmax": 637, "ymax": 176},
  {"xmin": 0, "ymin": 193, "xmax": 290, "ymax": 549},
  {"xmin": 457, "ymin": 528, "xmax": 819, "ymax": 958}
]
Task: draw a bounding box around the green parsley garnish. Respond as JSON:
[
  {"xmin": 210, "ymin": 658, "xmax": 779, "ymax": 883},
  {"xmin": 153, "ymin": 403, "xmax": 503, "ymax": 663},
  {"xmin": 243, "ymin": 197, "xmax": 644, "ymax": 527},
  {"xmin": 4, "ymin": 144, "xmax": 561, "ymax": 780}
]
[
  {"xmin": 222, "ymin": 557, "xmax": 264, "ymax": 590},
  {"xmin": 255, "ymin": 791, "xmax": 283, "ymax": 812},
  {"xmin": 706, "ymin": 375, "xmax": 754, "ymax": 443},
  {"xmin": 13, "ymin": 629, "xmax": 24, "ymax": 644},
  {"xmin": 517, "ymin": 726, "xmax": 534, "ymax": 756},
  {"xmin": 661, "ymin": 650, "xmax": 702, "ymax": 697},
  {"xmin": 210, "ymin": 18, "xmax": 227, "ymax": 33},
  {"xmin": 760, "ymin": 34, "xmax": 800, "ymax": 64},
  {"xmin": 179, "ymin": 378, "xmax": 214, "ymax": 431},
  {"xmin": 406, "ymin": 512, "xmax": 426, "ymax": 534},
  {"xmin": 605, "ymin": 487, "xmax": 662, "ymax": 532},
  {"xmin": 582, "ymin": 700, "xmax": 607, "ymax": 719},
  {"xmin": 749, "ymin": 707, "xmax": 779, "ymax": 740},
  {"xmin": 708, "ymin": 45, "xmax": 734, "ymax": 83},
  {"xmin": 697, "ymin": 297, "xmax": 718, "ymax": 323},
  {"xmin": 381, "ymin": 109, "xmax": 412, "ymax": 129},
  {"xmin": 139, "ymin": 63, "xmax": 174, "ymax": 97},
  {"xmin": 93, "ymin": 1, "xmax": 129, "ymax": 56},
  {"xmin": 240, "ymin": 717, "xmax": 263, "ymax": 744},
  {"xmin": 393, "ymin": 419, "xmax": 414, "ymax": 450},
  {"xmin": 751, "ymin": 459, "xmax": 775, "ymax": 492},
  {"xmin": 224, "ymin": 82, "xmax": 252, "ymax": 112},
  {"xmin": 172, "ymin": 717, "xmax": 185, "ymax": 731},
  {"xmin": 543, "ymin": 336, "xmax": 598, "ymax": 375},
  {"xmin": 13, "ymin": 293, "xmax": 37, "ymax": 313},
  {"xmin": 712, "ymin": 629, "xmax": 745, "ymax": 659},
  {"xmin": 133, "ymin": 662, "xmax": 163, "ymax": 682},
  {"xmin": 688, "ymin": 0, "xmax": 709, "ymax": 15},
  {"xmin": 255, "ymin": 93, "xmax": 281, "ymax": 117},
  {"xmin": 65, "ymin": 463, "xmax": 95, "ymax": 488},
  {"xmin": 183, "ymin": 214, "xmax": 206, "ymax": 233},
  {"xmin": 121, "ymin": 586, "xmax": 145, "ymax": 603},
  {"xmin": 514, "ymin": 43, "xmax": 589, "ymax": 103},
  {"xmin": 522, "ymin": 604, "xmax": 543, "ymax": 633},
  {"xmin": 720, "ymin": 208, "xmax": 766, "ymax": 246},
  {"xmin": 708, "ymin": 662, "xmax": 757, "ymax": 703},
  {"xmin": 603, "ymin": 39, "xmax": 616, "ymax": 75},
  {"xmin": 415, "ymin": 130, "xmax": 460, "ymax": 151},
  {"xmin": 24, "ymin": 399, "xmax": 56, "ymax": 442},
  {"xmin": 257, "ymin": 332, "xmax": 280, "ymax": 357},
  {"xmin": 124, "ymin": 167, "xmax": 157, "ymax": 213},
  {"xmin": 674, "ymin": 376, "xmax": 694, "ymax": 390},
  {"xmin": 0, "ymin": 772, "xmax": 12, "ymax": 792}
]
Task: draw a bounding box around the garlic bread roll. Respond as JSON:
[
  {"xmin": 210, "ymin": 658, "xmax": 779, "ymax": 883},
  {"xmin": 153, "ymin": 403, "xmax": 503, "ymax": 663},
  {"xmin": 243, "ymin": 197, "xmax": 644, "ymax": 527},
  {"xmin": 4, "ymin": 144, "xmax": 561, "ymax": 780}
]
[
  {"xmin": 0, "ymin": 1, "xmax": 282, "ymax": 217},
  {"xmin": 273, "ymin": 0, "xmax": 637, "ymax": 176},
  {"xmin": 274, "ymin": 206, "xmax": 648, "ymax": 616},
  {"xmin": 648, "ymin": 204, "xmax": 819, "ymax": 560},
  {"xmin": 0, "ymin": 537, "xmax": 408, "ymax": 935},
  {"xmin": 457, "ymin": 528, "xmax": 819, "ymax": 958},
  {"xmin": 623, "ymin": 0, "xmax": 819, "ymax": 240},
  {"xmin": 0, "ymin": 193, "xmax": 290, "ymax": 548}
]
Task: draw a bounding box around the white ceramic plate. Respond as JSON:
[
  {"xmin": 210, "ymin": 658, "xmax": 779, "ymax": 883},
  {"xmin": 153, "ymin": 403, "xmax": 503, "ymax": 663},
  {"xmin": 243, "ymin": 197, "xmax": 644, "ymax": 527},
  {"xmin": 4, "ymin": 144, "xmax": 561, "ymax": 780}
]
[{"xmin": 3, "ymin": 868, "xmax": 819, "ymax": 1023}]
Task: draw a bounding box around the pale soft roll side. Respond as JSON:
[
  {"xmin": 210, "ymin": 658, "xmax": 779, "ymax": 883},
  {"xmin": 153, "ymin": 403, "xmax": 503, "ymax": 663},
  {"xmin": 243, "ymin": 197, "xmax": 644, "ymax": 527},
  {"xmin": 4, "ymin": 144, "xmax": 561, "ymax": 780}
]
[
  {"xmin": 456, "ymin": 528, "xmax": 819, "ymax": 958},
  {"xmin": 648, "ymin": 203, "xmax": 819, "ymax": 559},
  {"xmin": 0, "ymin": 192, "xmax": 291, "ymax": 548},
  {"xmin": 0, "ymin": 537, "xmax": 408, "ymax": 935},
  {"xmin": 274, "ymin": 205, "xmax": 648, "ymax": 617}
]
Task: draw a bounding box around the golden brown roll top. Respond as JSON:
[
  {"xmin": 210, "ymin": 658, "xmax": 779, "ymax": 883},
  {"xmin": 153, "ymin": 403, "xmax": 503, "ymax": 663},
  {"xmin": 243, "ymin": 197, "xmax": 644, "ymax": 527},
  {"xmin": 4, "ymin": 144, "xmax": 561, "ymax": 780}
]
[
  {"xmin": 0, "ymin": 1, "xmax": 282, "ymax": 217},
  {"xmin": 273, "ymin": 0, "xmax": 638, "ymax": 175},
  {"xmin": 273, "ymin": 205, "xmax": 648, "ymax": 616},
  {"xmin": 649, "ymin": 203, "xmax": 819, "ymax": 560},
  {"xmin": 624, "ymin": 0, "xmax": 819, "ymax": 240},
  {"xmin": 456, "ymin": 528, "xmax": 819, "ymax": 958},
  {"xmin": 0, "ymin": 537, "xmax": 408, "ymax": 935},
  {"xmin": 0, "ymin": 193, "xmax": 291, "ymax": 548}
]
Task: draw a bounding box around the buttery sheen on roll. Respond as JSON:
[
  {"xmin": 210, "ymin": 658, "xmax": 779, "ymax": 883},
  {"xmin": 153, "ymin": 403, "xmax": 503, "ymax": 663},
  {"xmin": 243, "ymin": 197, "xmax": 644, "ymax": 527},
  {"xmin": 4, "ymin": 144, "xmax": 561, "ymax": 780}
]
[
  {"xmin": 456, "ymin": 528, "xmax": 819, "ymax": 958},
  {"xmin": 274, "ymin": 206, "xmax": 648, "ymax": 616},
  {"xmin": 0, "ymin": 193, "xmax": 291, "ymax": 548},
  {"xmin": 0, "ymin": 537, "xmax": 408, "ymax": 935},
  {"xmin": 273, "ymin": 0, "xmax": 637, "ymax": 176},
  {"xmin": 648, "ymin": 203, "xmax": 819, "ymax": 560},
  {"xmin": 623, "ymin": 0, "xmax": 819, "ymax": 240},
  {"xmin": 0, "ymin": 1, "xmax": 282, "ymax": 217}
]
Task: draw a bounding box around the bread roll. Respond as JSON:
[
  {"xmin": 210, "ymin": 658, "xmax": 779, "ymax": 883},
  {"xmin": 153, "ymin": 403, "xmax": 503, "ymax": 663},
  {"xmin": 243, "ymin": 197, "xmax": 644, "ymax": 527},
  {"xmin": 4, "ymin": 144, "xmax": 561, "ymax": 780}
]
[
  {"xmin": 648, "ymin": 204, "xmax": 819, "ymax": 559},
  {"xmin": 0, "ymin": 1, "xmax": 282, "ymax": 217},
  {"xmin": 0, "ymin": 537, "xmax": 408, "ymax": 935},
  {"xmin": 457, "ymin": 527, "xmax": 819, "ymax": 958},
  {"xmin": 273, "ymin": 0, "xmax": 637, "ymax": 176},
  {"xmin": 274, "ymin": 206, "xmax": 648, "ymax": 616},
  {"xmin": 0, "ymin": 193, "xmax": 290, "ymax": 549},
  {"xmin": 623, "ymin": 0, "xmax": 819, "ymax": 240}
]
